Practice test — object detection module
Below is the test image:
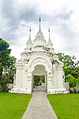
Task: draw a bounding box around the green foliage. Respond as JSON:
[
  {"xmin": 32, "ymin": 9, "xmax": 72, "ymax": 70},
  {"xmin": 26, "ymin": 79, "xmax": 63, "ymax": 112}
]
[
  {"xmin": 34, "ymin": 76, "xmax": 40, "ymax": 86},
  {"xmin": 0, "ymin": 38, "xmax": 16, "ymax": 92},
  {"xmin": 66, "ymin": 74, "xmax": 79, "ymax": 88},
  {"xmin": 6, "ymin": 56, "xmax": 16, "ymax": 83},
  {"xmin": 0, "ymin": 64, "xmax": 3, "ymax": 79},
  {"xmin": 33, "ymin": 75, "xmax": 45, "ymax": 86},
  {"xmin": 69, "ymin": 78, "xmax": 79, "ymax": 88},
  {"xmin": 0, "ymin": 38, "xmax": 11, "ymax": 66},
  {"xmin": 58, "ymin": 53, "xmax": 76, "ymax": 71},
  {"xmin": 58, "ymin": 53, "xmax": 79, "ymax": 89},
  {"xmin": 65, "ymin": 66, "xmax": 79, "ymax": 79},
  {"xmin": 66, "ymin": 74, "xmax": 75, "ymax": 82},
  {"xmin": 6, "ymin": 56, "xmax": 16, "ymax": 69},
  {"xmin": 40, "ymin": 75, "xmax": 45, "ymax": 83}
]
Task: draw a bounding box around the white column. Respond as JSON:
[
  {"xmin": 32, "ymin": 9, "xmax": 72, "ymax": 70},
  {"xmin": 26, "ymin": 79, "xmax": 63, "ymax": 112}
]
[
  {"xmin": 26, "ymin": 72, "xmax": 32, "ymax": 93},
  {"xmin": 47, "ymin": 71, "xmax": 53, "ymax": 93},
  {"xmin": 57, "ymin": 64, "xmax": 64, "ymax": 89},
  {"xmin": 52, "ymin": 64, "xmax": 57, "ymax": 89},
  {"xmin": 15, "ymin": 64, "xmax": 24, "ymax": 88}
]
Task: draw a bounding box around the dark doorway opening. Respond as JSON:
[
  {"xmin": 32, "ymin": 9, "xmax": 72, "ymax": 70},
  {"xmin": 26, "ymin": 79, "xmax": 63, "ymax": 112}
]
[{"xmin": 33, "ymin": 75, "xmax": 46, "ymax": 92}]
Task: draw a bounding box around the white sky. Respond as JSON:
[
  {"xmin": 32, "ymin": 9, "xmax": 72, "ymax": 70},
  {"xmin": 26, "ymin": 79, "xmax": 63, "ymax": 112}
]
[{"xmin": 0, "ymin": 0, "xmax": 79, "ymax": 60}]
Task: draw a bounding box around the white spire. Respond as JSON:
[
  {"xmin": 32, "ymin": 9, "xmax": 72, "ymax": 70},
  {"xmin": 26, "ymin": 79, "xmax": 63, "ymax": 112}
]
[
  {"xmin": 47, "ymin": 28, "xmax": 53, "ymax": 48},
  {"xmin": 27, "ymin": 27, "xmax": 33, "ymax": 46},
  {"xmin": 48, "ymin": 28, "xmax": 50, "ymax": 41},
  {"xmin": 39, "ymin": 17, "xmax": 41, "ymax": 32},
  {"xmin": 29, "ymin": 27, "xmax": 31, "ymax": 40},
  {"xmin": 26, "ymin": 27, "xmax": 33, "ymax": 50}
]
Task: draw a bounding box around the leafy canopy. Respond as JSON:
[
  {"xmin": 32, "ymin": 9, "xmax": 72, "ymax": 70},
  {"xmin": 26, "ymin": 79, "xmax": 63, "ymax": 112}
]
[
  {"xmin": 0, "ymin": 38, "xmax": 11, "ymax": 66},
  {"xmin": 0, "ymin": 38, "xmax": 16, "ymax": 92}
]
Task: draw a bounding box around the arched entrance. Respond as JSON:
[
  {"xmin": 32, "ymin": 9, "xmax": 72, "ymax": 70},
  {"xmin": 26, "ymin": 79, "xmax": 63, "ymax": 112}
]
[
  {"xmin": 32, "ymin": 65, "xmax": 47, "ymax": 92},
  {"xmin": 27, "ymin": 56, "xmax": 52, "ymax": 93}
]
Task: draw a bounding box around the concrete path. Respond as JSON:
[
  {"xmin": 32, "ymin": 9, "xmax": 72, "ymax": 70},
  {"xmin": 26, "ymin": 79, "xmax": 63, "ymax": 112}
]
[
  {"xmin": 33, "ymin": 84, "xmax": 46, "ymax": 92},
  {"xmin": 22, "ymin": 92, "xmax": 57, "ymax": 119}
]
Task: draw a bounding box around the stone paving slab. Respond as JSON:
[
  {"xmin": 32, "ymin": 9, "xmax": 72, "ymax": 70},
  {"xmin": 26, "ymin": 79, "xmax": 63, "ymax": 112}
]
[
  {"xmin": 33, "ymin": 85, "xmax": 46, "ymax": 92},
  {"xmin": 22, "ymin": 92, "xmax": 57, "ymax": 119}
]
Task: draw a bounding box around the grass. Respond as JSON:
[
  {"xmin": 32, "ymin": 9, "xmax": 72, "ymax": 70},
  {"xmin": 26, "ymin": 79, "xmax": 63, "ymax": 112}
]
[
  {"xmin": 0, "ymin": 93, "xmax": 32, "ymax": 119},
  {"xmin": 47, "ymin": 93, "xmax": 79, "ymax": 119}
]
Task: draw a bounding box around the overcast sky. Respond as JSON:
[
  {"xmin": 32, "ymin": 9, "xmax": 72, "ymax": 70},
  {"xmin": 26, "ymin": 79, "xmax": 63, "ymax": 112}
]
[{"xmin": 0, "ymin": 0, "xmax": 79, "ymax": 59}]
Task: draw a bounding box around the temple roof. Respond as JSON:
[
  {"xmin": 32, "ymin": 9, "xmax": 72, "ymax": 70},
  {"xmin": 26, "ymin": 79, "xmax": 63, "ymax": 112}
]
[
  {"xmin": 33, "ymin": 31, "xmax": 46, "ymax": 47},
  {"xmin": 33, "ymin": 18, "xmax": 46, "ymax": 47},
  {"xmin": 26, "ymin": 18, "xmax": 54, "ymax": 51}
]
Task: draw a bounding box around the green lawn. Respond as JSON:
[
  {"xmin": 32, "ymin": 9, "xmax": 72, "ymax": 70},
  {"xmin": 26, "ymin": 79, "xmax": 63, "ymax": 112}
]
[
  {"xmin": 47, "ymin": 93, "xmax": 79, "ymax": 119},
  {"xmin": 0, "ymin": 93, "xmax": 32, "ymax": 119}
]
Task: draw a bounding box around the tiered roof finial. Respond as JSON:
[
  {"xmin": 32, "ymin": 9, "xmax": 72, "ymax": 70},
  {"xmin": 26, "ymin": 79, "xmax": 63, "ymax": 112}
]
[
  {"xmin": 29, "ymin": 27, "xmax": 31, "ymax": 40},
  {"xmin": 47, "ymin": 28, "xmax": 53, "ymax": 48},
  {"xmin": 26, "ymin": 27, "xmax": 33, "ymax": 50},
  {"xmin": 39, "ymin": 17, "xmax": 41, "ymax": 32},
  {"xmin": 48, "ymin": 28, "xmax": 50, "ymax": 41}
]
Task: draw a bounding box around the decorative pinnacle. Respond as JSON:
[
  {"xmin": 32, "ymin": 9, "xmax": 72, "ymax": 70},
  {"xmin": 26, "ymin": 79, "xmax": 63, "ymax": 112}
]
[
  {"xmin": 29, "ymin": 27, "xmax": 31, "ymax": 32},
  {"xmin": 48, "ymin": 28, "xmax": 50, "ymax": 40},
  {"xmin": 48, "ymin": 28, "xmax": 50, "ymax": 32},
  {"xmin": 39, "ymin": 17, "xmax": 41, "ymax": 22},
  {"xmin": 39, "ymin": 17, "xmax": 41, "ymax": 31},
  {"xmin": 29, "ymin": 27, "xmax": 31, "ymax": 40}
]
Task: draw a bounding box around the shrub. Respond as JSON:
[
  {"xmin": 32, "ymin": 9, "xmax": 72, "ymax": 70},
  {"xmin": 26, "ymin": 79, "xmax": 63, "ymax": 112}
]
[
  {"xmin": 66, "ymin": 74, "xmax": 75, "ymax": 82},
  {"xmin": 66, "ymin": 74, "xmax": 79, "ymax": 91}
]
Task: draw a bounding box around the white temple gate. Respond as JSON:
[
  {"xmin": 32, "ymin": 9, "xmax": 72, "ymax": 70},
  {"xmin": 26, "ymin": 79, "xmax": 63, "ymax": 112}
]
[{"xmin": 10, "ymin": 18, "xmax": 68, "ymax": 94}]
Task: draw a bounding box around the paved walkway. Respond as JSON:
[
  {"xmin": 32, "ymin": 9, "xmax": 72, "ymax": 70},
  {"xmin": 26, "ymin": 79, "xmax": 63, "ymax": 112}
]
[
  {"xmin": 33, "ymin": 84, "xmax": 46, "ymax": 92},
  {"xmin": 22, "ymin": 92, "xmax": 57, "ymax": 119}
]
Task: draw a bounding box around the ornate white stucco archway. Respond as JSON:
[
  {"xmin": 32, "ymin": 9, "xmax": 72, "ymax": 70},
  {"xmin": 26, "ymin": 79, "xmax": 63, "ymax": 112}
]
[
  {"xmin": 27, "ymin": 56, "xmax": 52, "ymax": 93},
  {"xmin": 27, "ymin": 55, "xmax": 52, "ymax": 72}
]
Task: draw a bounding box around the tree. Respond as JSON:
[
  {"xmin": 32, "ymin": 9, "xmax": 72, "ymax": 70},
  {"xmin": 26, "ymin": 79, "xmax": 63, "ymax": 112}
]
[
  {"xmin": 6, "ymin": 56, "xmax": 16, "ymax": 83},
  {"xmin": 65, "ymin": 66, "xmax": 79, "ymax": 79},
  {"xmin": 0, "ymin": 38, "xmax": 11, "ymax": 66},
  {"xmin": 58, "ymin": 53, "xmax": 76, "ymax": 70},
  {"xmin": 0, "ymin": 38, "xmax": 16, "ymax": 91},
  {"xmin": 58, "ymin": 53, "xmax": 79, "ymax": 92},
  {"xmin": 66, "ymin": 74, "xmax": 79, "ymax": 89},
  {"xmin": 58, "ymin": 53, "xmax": 78, "ymax": 76},
  {"xmin": 0, "ymin": 38, "xmax": 11, "ymax": 90},
  {"xmin": 66, "ymin": 74, "xmax": 75, "ymax": 82}
]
